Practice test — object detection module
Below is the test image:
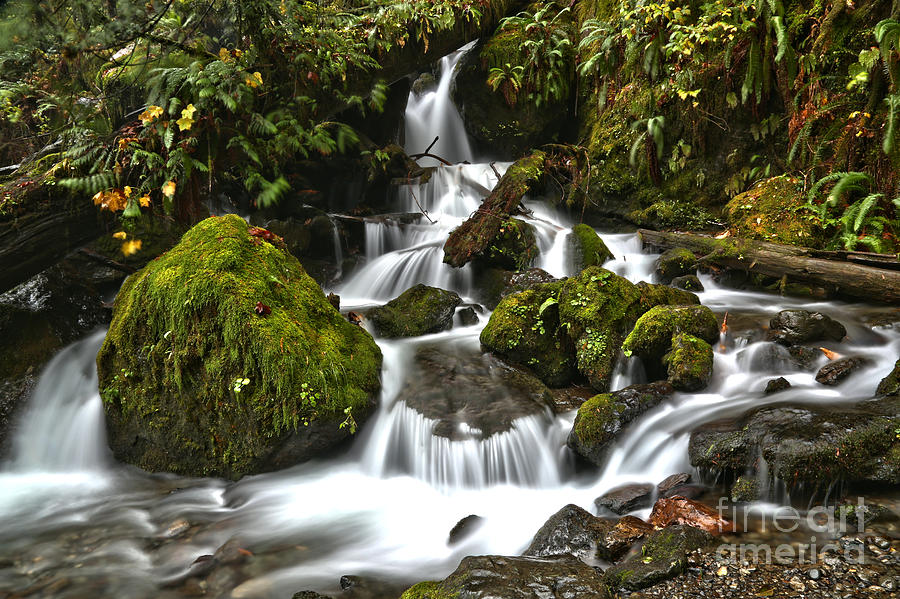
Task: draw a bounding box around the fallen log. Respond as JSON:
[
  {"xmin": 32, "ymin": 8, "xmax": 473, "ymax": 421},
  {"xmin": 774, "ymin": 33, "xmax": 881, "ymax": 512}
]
[
  {"xmin": 443, "ymin": 150, "xmax": 546, "ymax": 267},
  {"xmin": 638, "ymin": 229, "xmax": 900, "ymax": 304}
]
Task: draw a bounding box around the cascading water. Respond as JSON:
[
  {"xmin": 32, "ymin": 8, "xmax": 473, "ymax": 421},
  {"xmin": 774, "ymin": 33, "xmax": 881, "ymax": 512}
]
[{"xmin": 2, "ymin": 43, "xmax": 900, "ymax": 599}]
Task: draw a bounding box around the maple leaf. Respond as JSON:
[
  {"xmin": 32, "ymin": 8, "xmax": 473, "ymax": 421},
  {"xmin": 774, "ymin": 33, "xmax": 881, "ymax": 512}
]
[
  {"xmin": 121, "ymin": 239, "xmax": 142, "ymax": 256},
  {"xmin": 246, "ymin": 71, "xmax": 263, "ymax": 88},
  {"xmin": 138, "ymin": 194, "xmax": 151, "ymax": 207},
  {"xmin": 138, "ymin": 105, "xmax": 163, "ymax": 125},
  {"xmin": 162, "ymin": 181, "xmax": 176, "ymax": 198},
  {"xmin": 112, "ymin": 231, "xmax": 127, "ymax": 240},
  {"xmin": 177, "ymin": 104, "xmax": 197, "ymax": 131}
]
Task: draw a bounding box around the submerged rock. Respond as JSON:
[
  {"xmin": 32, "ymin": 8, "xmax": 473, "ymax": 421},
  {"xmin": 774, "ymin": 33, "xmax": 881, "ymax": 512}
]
[
  {"xmin": 365, "ymin": 284, "xmax": 461, "ymax": 338},
  {"xmin": 767, "ymin": 309, "xmax": 846, "ymax": 345},
  {"xmin": 688, "ymin": 396, "xmax": 900, "ymax": 486},
  {"xmin": 401, "ymin": 554, "xmax": 610, "ymax": 599},
  {"xmin": 97, "ymin": 215, "xmax": 382, "ymax": 479},
  {"xmin": 523, "ymin": 504, "xmax": 613, "ymax": 560},
  {"xmin": 664, "ymin": 333, "xmax": 714, "ymax": 391},
  {"xmin": 656, "ymin": 248, "xmax": 695, "ymax": 283},
  {"xmin": 594, "ymin": 483, "xmax": 655, "ymax": 515},
  {"xmin": 570, "ymin": 224, "xmax": 613, "ymax": 271},
  {"xmin": 604, "ymin": 525, "xmax": 714, "ymax": 591},
  {"xmin": 448, "ymin": 515, "xmax": 484, "ymax": 546},
  {"xmin": 815, "ymin": 356, "xmax": 871, "ymax": 386},
  {"xmin": 670, "ymin": 274, "xmax": 704, "ymax": 292},
  {"xmin": 397, "ymin": 344, "xmax": 553, "ymax": 440},
  {"xmin": 567, "ymin": 381, "xmax": 674, "ymax": 466}
]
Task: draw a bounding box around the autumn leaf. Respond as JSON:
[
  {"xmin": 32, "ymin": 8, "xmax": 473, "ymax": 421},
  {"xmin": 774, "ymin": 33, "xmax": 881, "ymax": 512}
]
[
  {"xmin": 138, "ymin": 105, "xmax": 163, "ymax": 125},
  {"xmin": 218, "ymin": 47, "xmax": 231, "ymax": 62},
  {"xmin": 112, "ymin": 231, "xmax": 127, "ymax": 240},
  {"xmin": 246, "ymin": 71, "xmax": 263, "ymax": 88},
  {"xmin": 177, "ymin": 104, "xmax": 197, "ymax": 131},
  {"xmin": 138, "ymin": 194, "xmax": 151, "ymax": 207},
  {"xmin": 92, "ymin": 189, "xmax": 127, "ymax": 211},
  {"xmin": 162, "ymin": 181, "xmax": 176, "ymax": 198},
  {"xmin": 124, "ymin": 186, "xmax": 132, "ymax": 198},
  {"xmin": 121, "ymin": 239, "xmax": 142, "ymax": 256}
]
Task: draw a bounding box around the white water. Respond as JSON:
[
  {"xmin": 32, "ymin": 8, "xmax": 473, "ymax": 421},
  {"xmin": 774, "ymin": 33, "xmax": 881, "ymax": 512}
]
[{"xmin": 3, "ymin": 44, "xmax": 900, "ymax": 598}]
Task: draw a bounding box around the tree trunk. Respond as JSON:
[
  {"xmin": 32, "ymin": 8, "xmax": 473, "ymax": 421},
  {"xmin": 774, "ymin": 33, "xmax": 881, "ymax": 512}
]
[{"xmin": 638, "ymin": 229, "xmax": 900, "ymax": 303}]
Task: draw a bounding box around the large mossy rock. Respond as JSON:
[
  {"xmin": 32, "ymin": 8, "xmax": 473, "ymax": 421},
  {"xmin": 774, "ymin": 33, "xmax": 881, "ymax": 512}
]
[
  {"xmin": 365, "ymin": 284, "xmax": 462, "ymax": 338},
  {"xmin": 725, "ymin": 176, "xmax": 824, "ymax": 247},
  {"xmin": 664, "ymin": 333, "xmax": 714, "ymax": 391},
  {"xmin": 603, "ymin": 525, "xmax": 715, "ymax": 591},
  {"xmin": 96, "ymin": 215, "xmax": 382, "ymax": 479},
  {"xmin": 568, "ymin": 382, "xmax": 674, "ymax": 466},
  {"xmin": 622, "ymin": 304, "xmax": 719, "ymax": 379},
  {"xmin": 655, "ymin": 247, "xmax": 695, "ymax": 283},
  {"xmin": 688, "ymin": 396, "xmax": 900, "ymax": 486},
  {"xmin": 400, "ymin": 554, "xmax": 609, "ymax": 599},
  {"xmin": 480, "ymin": 267, "xmax": 701, "ymax": 390},
  {"xmin": 476, "ymin": 218, "xmax": 538, "ymax": 271},
  {"xmin": 570, "ymin": 224, "xmax": 613, "ymax": 271}
]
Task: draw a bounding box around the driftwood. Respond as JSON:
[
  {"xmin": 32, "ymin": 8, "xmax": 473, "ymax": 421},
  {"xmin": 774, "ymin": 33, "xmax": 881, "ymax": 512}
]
[
  {"xmin": 443, "ymin": 150, "xmax": 546, "ymax": 267},
  {"xmin": 638, "ymin": 229, "xmax": 900, "ymax": 304}
]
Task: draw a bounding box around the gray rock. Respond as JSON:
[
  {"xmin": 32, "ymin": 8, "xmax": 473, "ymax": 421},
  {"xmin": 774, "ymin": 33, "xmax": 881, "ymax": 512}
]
[
  {"xmin": 523, "ymin": 504, "xmax": 613, "ymax": 560},
  {"xmin": 815, "ymin": 356, "xmax": 872, "ymax": 386},
  {"xmin": 764, "ymin": 376, "xmax": 791, "ymax": 394},
  {"xmin": 594, "ymin": 483, "xmax": 655, "ymax": 515},
  {"xmin": 603, "ymin": 525, "xmax": 714, "ymax": 591},
  {"xmin": 768, "ymin": 309, "xmax": 846, "ymax": 345}
]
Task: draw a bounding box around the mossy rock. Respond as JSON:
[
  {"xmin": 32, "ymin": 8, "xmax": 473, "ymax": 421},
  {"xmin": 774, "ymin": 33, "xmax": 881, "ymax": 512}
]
[
  {"xmin": 479, "ymin": 280, "xmax": 576, "ymax": 387},
  {"xmin": 726, "ymin": 176, "xmax": 824, "ymax": 248},
  {"xmin": 635, "ymin": 281, "xmax": 700, "ymax": 313},
  {"xmin": 477, "ymin": 218, "xmax": 538, "ymax": 271},
  {"xmin": 96, "ymin": 214, "xmax": 382, "ymax": 480},
  {"xmin": 664, "ymin": 333, "xmax": 714, "ymax": 392},
  {"xmin": 622, "ymin": 305, "xmax": 719, "ymax": 370},
  {"xmin": 731, "ymin": 476, "xmax": 760, "ymax": 502},
  {"xmin": 365, "ymin": 284, "xmax": 461, "ymax": 337},
  {"xmin": 877, "ymin": 358, "xmax": 900, "ymax": 396},
  {"xmin": 570, "ymin": 224, "xmax": 614, "ymax": 271},
  {"xmin": 603, "ymin": 525, "xmax": 714, "ymax": 591},
  {"xmin": 655, "ymin": 248, "xmax": 695, "ymax": 283},
  {"xmin": 568, "ymin": 381, "xmax": 674, "ymax": 466}
]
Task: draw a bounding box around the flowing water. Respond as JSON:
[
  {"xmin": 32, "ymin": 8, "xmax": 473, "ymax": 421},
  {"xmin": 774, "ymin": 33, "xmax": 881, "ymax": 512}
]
[{"xmin": 2, "ymin": 44, "xmax": 899, "ymax": 598}]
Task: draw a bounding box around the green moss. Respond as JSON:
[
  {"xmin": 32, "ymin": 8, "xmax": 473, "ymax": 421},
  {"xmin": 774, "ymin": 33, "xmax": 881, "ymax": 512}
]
[
  {"xmin": 663, "ymin": 333, "xmax": 714, "ymax": 392},
  {"xmin": 96, "ymin": 214, "xmax": 382, "ymax": 479},
  {"xmin": 571, "ymin": 223, "xmax": 614, "ymax": 270},
  {"xmin": 480, "ymin": 218, "xmax": 538, "ymax": 270},
  {"xmin": 399, "ymin": 581, "xmax": 458, "ymax": 599},
  {"xmin": 572, "ymin": 393, "xmax": 617, "ymax": 446},
  {"xmin": 726, "ymin": 176, "xmax": 824, "ymax": 248},
  {"xmin": 635, "ymin": 281, "xmax": 699, "ymax": 312},
  {"xmin": 731, "ymin": 476, "xmax": 760, "ymax": 502},
  {"xmin": 656, "ymin": 248, "xmax": 695, "ymax": 282},
  {"xmin": 366, "ymin": 284, "xmax": 461, "ymax": 337},
  {"xmin": 622, "ymin": 304, "xmax": 719, "ymax": 363},
  {"xmin": 876, "ymin": 359, "xmax": 900, "ymax": 396}
]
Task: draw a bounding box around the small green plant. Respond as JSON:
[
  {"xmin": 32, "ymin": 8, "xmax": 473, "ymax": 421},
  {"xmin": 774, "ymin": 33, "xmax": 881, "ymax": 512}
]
[{"xmin": 232, "ymin": 377, "xmax": 250, "ymax": 394}]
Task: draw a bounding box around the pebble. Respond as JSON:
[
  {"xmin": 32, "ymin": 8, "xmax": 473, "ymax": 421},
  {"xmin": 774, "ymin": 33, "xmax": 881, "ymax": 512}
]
[{"xmin": 808, "ymin": 567, "xmax": 820, "ymax": 580}]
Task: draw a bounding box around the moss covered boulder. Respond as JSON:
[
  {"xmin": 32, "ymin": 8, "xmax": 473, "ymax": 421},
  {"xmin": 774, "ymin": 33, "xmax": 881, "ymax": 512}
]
[
  {"xmin": 726, "ymin": 176, "xmax": 823, "ymax": 247},
  {"xmin": 622, "ymin": 304, "xmax": 719, "ymax": 379},
  {"xmin": 664, "ymin": 333, "xmax": 714, "ymax": 392},
  {"xmin": 476, "ymin": 218, "xmax": 538, "ymax": 271},
  {"xmin": 568, "ymin": 382, "xmax": 674, "ymax": 466},
  {"xmin": 603, "ymin": 525, "xmax": 714, "ymax": 591},
  {"xmin": 570, "ymin": 224, "xmax": 614, "ymax": 271},
  {"xmin": 877, "ymin": 358, "xmax": 900, "ymax": 396},
  {"xmin": 97, "ymin": 215, "xmax": 382, "ymax": 479},
  {"xmin": 365, "ymin": 284, "xmax": 461, "ymax": 337},
  {"xmin": 655, "ymin": 247, "xmax": 695, "ymax": 283}
]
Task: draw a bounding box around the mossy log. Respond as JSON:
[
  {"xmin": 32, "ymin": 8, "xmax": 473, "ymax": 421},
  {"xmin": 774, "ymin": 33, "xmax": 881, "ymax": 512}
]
[
  {"xmin": 638, "ymin": 229, "xmax": 900, "ymax": 304},
  {"xmin": 443, "ymin": 151, "xmax": 546, "ymax": 267}
]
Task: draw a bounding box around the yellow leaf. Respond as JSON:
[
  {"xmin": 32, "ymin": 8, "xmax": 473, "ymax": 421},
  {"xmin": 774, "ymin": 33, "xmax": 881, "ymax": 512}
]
[
  {"xmin": 162, "ymin": 181, "xmax": 176, "ymax": 198},
  {"xmin": 182, "ymin": 104, "xmax": 196, "ymax": 119},
  {"xmin": 219, "ymin": 47, "xmax": 231, "ymax": 62},
  {"xmin": 93, "ymin": 189, "xmax": 128, "ymax": 212},
  {"xmin": 177, "ymin": 116, "xmax": 194, "ymax": 131},
  {"xmin": 112, "ymin": 231, "xmax": 127, "ymax": 240},
  {"xmin": 138, "ymin": 194, "xmax": 151, "ymax": 207},
  {"xmin": 124, "ymin": 186, "xmax": 132, "ymax": 198},
  {"xmin": 138, "ymin": 105, "xmax": 163, "ymax": 126},
  {"xmin": 246, "ymin": 71, "xmax": 263, "ymax": 88},
  {"xmin": 121, "ymin": 239, "xmax": 142, "ymax": 256}
]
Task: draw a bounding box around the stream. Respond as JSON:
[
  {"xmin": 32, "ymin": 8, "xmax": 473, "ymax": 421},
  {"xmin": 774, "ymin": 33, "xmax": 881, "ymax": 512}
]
[{"xmin": 1, "ymin": 45, "xmax": 899, "ymax": 599}]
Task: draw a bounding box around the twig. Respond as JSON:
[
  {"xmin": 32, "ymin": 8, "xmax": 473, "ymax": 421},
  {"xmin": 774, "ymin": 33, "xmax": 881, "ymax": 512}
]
[
  {"xmin": 78, "ymin": 248, "xmax": 136, "ymax": 274},
  {"xmin": 406, "ymin": 170, "xmax": 436, "ymax": 224}
]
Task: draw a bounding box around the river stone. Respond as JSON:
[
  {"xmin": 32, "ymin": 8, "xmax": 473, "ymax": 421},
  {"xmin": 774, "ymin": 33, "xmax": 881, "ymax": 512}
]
[
  {"xmin": 664, "ymin": 333, "xmax": 714, "ymax": 391},
  {"xmin": 600, "ymin": 515, "xmax": 655, "ymax": 561},
  {"xmin": 657, "ymin": 473, "xmax": 691, "ymax": 494},
  {"xmin": 401, "ymin": 554, "xmax": 611, "ymax": 599},
  {"xmin": 594, "ymin": 483, "xmax": 655, "ymax": 515},
  {"xmin": 456, "ymin": 306, "xmax": 479, "ymax": 326},
  {"xmin": 688, "ymin": 396, "xmax": 900, "ymax": 485},
  {"xmin": 736, "ymin": 342, "xmax": 822, "ymax": 373},
  {"xmin": 877, "ymin": 358, "xmax": 900, "ymax": 395},
  {"xmin": 622, "ymin": 305, "xmax": 719, "ymax": 380},
  {"xmin": 670, "ymin": 274, "xmax": 704, "ymax": 292},
  {"xmin": 570, "ymin": 224, "xmax": 614, "ymax": 271},
  {"xmin": 97, "ymin": 215, "xmax": 382, "ymax": 479},
  {"xmin": 448, "ymin": 515, "xmax": 484, "ymax": 546},
  {"xmin": 397, "ymin": 344, "xmax": 553, "ymax": 440},
  {"xmin": 815, "ymin": 356, "xmax": 872, "ymax": 386},
  {"xmin": 568, "ymin": 382, "xmax": 674, "ymax": 466},
  {"xmin": 764, "ymin": 376, "xmax": 791, "ymax": 394},
  {"xmin": 603, "ymin": 525, "xmax": 714, "ymax": 591},
  {"xmin": 523, "ymin": 504, "xmax": 614, "ymax": 560},
  {"xmin": 365, "ymin": 284, "xmax": 461, "ymax": 337},
  {"xmin": 656, "ymin": 248, "xmax": 696, "ymax": 283},
  {"xmin": 768, "ymin": 309, "xmax": 846, "ymax": 345}
]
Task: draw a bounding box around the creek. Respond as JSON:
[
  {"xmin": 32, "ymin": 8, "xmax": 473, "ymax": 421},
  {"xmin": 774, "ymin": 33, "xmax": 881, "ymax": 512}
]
[{"xmin": 1, "ymin": 44, "xmax": 898, "ymax": 598}]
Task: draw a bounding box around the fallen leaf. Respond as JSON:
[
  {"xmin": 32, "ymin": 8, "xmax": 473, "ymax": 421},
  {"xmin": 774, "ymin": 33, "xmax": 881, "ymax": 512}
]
[
  {"xmin": 112, "ymin": 231, "xmax": 127, "ymax": 240},
  {"xmin": 138, "ymin": 105, "xmax": 163, "ymax": 125},
  {"xmin": 255, "ymin": 301, "xmax": 271, "ymax": 316},
  {"xmin": 121, "ymin": 239, "xmax": 142, "ymax": 256},
  {"xmin": 820, "ymin": 347, "xmax": 842, "ymax": 360},
  {"xmin": 714, "ymin": 230, "xmax": 731, "ymax": 239}
]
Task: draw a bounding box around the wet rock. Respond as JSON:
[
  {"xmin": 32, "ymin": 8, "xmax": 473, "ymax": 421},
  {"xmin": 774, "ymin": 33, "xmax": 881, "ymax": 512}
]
[
  {"xmin": 547, "ymin": 385, "xmax": 594, "ymax": 413},
  {"xmin": 660, "ymin": 483, "xmax": 706, "ymax": 500},
  {"xmin": 730, "ymin": 476, "xmax": 760, "ymax": 502},
  {"xmin": 401, "ymin": 554, "xmax": 610, "ymax": 599},
  {"xmin": 97, "ymin": 215, "xmax": 383, "ymax": 479},
  {"xmin": 411, "ymin": 72, "xmax": 436, "ymax": 95},
  {"xmin": 664, "ymin": 333, "xmax": 714, "ymax": 392},
  {"xmin": 567, "ymin": 382, "xmax": 674, "ymax": 466},
  {"xmin": 736, "ymin": 343, "xmax": 822, "ymax": 373},
  {"xmin": 876, "ymin": 358, "xmax": 900, "ymax": 395},
  {"xmin": 475, "ymin": 218, "xmax": 538, "ymax": 271},
  {"xmin": 689, "ymin": 396, "xmax": 900, "ymax": 485},
  {"xmin": 366, "ymin": 284, "xmax": 462, "ymax": 338},
  {"xmin": 656, "ymin": 248, "xmax": 696, "ymax": 283},
  {"xmin": 657, "ymin": 473, "xmax": 691, "ymax": 495},
  {"xmin": 787, "ymin": 346, "xmax": 823, "ymax": 370},
  {"xmin": 448, "ymin": 515, "xmax": 484, "ymax": 546},
  {"xmin": 764, "ymin": 376, "xmax": 791, "ymax": 394},
  {"xmin": 264, "ymin": 210, "xmax": 339, "ymax": 261},
  {"xmin": 670, "ymin": 274, "xmax": 704, "ymax": 292},
  {"xmin": 622, "ymin": 305, "xmax": 719, "ymax": 380},
  {"xmin": 455, "ymin": 306, "xmax": 479, "ymax": 326},
  {"xmin": 649, "ymin": 497, "xmax": 730, "ymax": 534},
  {"xmin": 635, "ymin": 281, "xmax": 700, "ymax": 313},
  {"xmin": 398, "ymin": 344, "xmax": 553, "ymax": 439},
  {"xmin": 523, "ymin": 504, "xmax": 613, "ymax": 560},
  {"xmin": 570, "ymin": 224, "xmax": 614, "ymax": 271},
  {"xmin": 594, "ymin": 483, "xmax": 655, "ymax": 515},
  {"xmin": 767, "ymin": 309, "xmax": 846, "ymax": 345},
  {"xmin": 475, "ymin": 267, "xmax": 558, "ymax": 311},
  {"xmin": 0, "ymin": 373, "xmax": 35, "ymax": 456},
  {"xmin": 814, "ymin": 356, "xmax": 871, "ymax": 386},
  {"xmin": 603, "ymin": 525, "xmax": 714, "ymax": 591},
  {"xmin": 292, "ymin": 592, "xmax": 332, "ymax": 599},
  {"xmin": 599, "ymin": 515, "xmax": 655, "ymax": 561}
]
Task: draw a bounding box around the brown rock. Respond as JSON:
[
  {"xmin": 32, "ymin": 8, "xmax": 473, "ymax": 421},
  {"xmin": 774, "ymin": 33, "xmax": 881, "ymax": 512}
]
[
  {"xmin": 656, "ymin": 473, "xmax": 691, "ymax": 495},
  {"xmin": 648, "ymin": 496, "xmax": 731, "ymax": 534},
  {"xmin": 599, "ymin": 516, "xmax": 655, "ymax": 561},
  {"xmin": 594, "ymin": 483, "xmax": 655, "ymax": 515}
]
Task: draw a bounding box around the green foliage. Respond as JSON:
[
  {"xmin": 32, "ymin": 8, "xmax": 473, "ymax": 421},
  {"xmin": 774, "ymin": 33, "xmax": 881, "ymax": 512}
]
[{"xmin": 807, "ymin": 172, "xmax": 899, "ymax": 252}]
